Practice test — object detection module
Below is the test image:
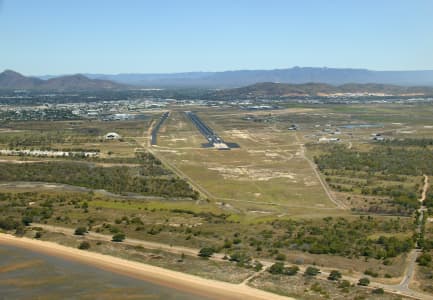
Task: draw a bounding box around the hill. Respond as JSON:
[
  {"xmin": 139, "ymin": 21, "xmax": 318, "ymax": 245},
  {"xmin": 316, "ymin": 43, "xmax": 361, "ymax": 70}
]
[
  {"xmin": 0, "ymin": 70, "xmax": 44, "ymax": 89},
  {"xmin": 211, "ymin": 82, "xmax": 433, "ymax": 99},
  {"xmin": 0, "ymin": 70, "xmax": 125, "ymax": 90}
]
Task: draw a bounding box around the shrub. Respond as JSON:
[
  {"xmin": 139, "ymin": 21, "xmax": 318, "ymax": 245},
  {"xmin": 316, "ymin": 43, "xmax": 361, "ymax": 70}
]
[
  {"xmin": 372, "ymin": 288, "xmax": 384, "ymax": 294},
  {"xmin": 358, "ymin": 277, "xmax": 370, "ymax": 286},
  {"xmin": 286, "ymin": 265, "xmax": 300, "ymax": 276},
  {"xmin": 338, "ymin": 280, "xmax": 351, "ymax": 289},
  {"xmin": 328, "ymin": 270, "xmax": 342, "ymax": 281},
  {"xmin": 112, "ymin": 233, "xmax": 126, "ymax": 242},
  {"xmin": 74, "ymin": 226, "xmax": 87, "ymax": 236},
  {"xmin": 269, "ymin": 262, "xmax": 285, "ymax": 274},
  {"xmin": 416, "ymin": 253, "xmax": 432, "ymax": 266},
  {"xmin": 198, "ymin": 247, "xmax": 215, "ymax": 258},
  {"xmin": 229, "ymin": 252, "xmax": 251, "ymax": 266},
  {"xmin": 305, "ymin": 266, "xmax": 321, "ymax": 277},
  {"xmin": 253, "ymin": 261, "xmax": 263, "ymax": 271},
  {"xmin": 22, "ymin": 216, "xmax": 33, "ymax": 226},
  {"xmin": 275, "ymin": 253, "xmax": 286, "ymax": 261},
  {"xmin": 364, "ymin": 269, "xmax": 379, "ymax": 277},
  {"xmin": 78, "ymin": 241, "xmax": 91, "ymax": 250}
]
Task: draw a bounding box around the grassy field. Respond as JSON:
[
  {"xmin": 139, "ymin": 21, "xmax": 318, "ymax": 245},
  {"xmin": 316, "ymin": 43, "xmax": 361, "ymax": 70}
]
[{"xmin": 154, "ymin": 108, "xmax": 333, "ymax": 211}]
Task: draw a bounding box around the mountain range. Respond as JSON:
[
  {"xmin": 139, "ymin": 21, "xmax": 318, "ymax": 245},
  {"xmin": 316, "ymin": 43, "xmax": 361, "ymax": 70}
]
[
  {"xmin": 212, "ymin": 82, "xmax": 433, "ymax": 99},
  {"xmin": 0, "ymin": 70, "xmax": 125, "ymax": 90},
  {"xmin": 2, "ymin": 68, "xmax": 433, "ymax": 97},
  {"xmin": 80, "ymin": 67, "xmax": 433, "ymax": 88}
]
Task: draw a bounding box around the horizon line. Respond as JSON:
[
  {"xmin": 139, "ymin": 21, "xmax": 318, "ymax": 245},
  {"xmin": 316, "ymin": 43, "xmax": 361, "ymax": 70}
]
[{"xmin": 3, "ymin": 66, "xmax": 433, "ymax": 77}]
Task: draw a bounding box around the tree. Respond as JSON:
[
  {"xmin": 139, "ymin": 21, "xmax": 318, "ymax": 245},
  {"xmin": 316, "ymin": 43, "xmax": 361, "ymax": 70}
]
[
  {"xmin": 22, "ymin": 216, "xmax": 33, "ymax": 226},
  {"xmin": 78, "ymin": 241, "xmax": 91, "ymax": 250},
  {"xmin": 338, "ymin": 280, "xmax": 351, "ymax": 289},
  {"xmin": 253, "ymin": 261, "xmax": 263, "ymax": 272},
  {"xmin": 0, "ymin": 217, "xmax": 19, "ymax": 231},
  {"xmin": 112, "ymin": 233, "xmax": 126, "ymax": 242},
  {"xmin": 198, "ymin": 247, "xmax": 215, "ymax": 258},
  {"xmin": 15, "ymin": 225, "xmax": 25, "ymax": 236},
  {"xmin": 34, "ymin": 231, "xmax": 42, "ymax": 239},
  {"xmin": 328, "ymin": 270, "xmax": 342, "ymax": 281},
  {"xmin": 286, "ymin": 265, "xmax": 300, "ymax": 276},
  {"xmin": 358, "ymin": 277, "xmax": 370, "ymax": 286},
  {"xmin": 178, "ymin": 252, "xmax": 185, "ymax": 262},
  {"xmin": 269, "ymin": 262, "xmax": 285, "ymax": 274},
  {"xmin": 372, "ymin": 288, "xmax": 384, "ymax": 294},
  {"xmin": 416, "ymin": 253, "xmax": 432, "ymax": 266},
  {"xmin": 74, "ymin": 226, "xmax": 87, "ymax": 236},
  {"xmin": 305, "ymin": 266, "xmax": 321, "ymax": 277},
  {"xmin": 275, "ymin": 253, "xmax": 286, "ymax": 261},
  {"xmin": 229, "ymin": 251, "xmax": 251, "ymax": 266}
]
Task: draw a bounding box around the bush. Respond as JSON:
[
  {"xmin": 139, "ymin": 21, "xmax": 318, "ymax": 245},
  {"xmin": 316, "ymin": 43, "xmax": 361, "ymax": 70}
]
[
  {"xmin": 34, "ymin": 231, "xmax": 42, "ymax": 239},
  {"xmin": 364, "ymin": 269, "xmax": 379, "ymax": 277},
  {"xmin": 268, "ymin": 263, "xmax": 300, "ymax": 276},
  {"xmin": 338, "ymin": 280, "xmax": 351, "ymax": 289},
  {"xmin": 358, "ymin": 277, "xmax": 370, "ymax": 286},
  {"xmin": 0, "ymin": 217, "xmax": 19, "ymax": 231},
  {"xmin": 416, "ymin": 253, "xmax": 432, "ymax": 266},
  {"xmin": 275, "ymin": 253, "xmax": 286, "ymax": 261},
  {"xmin": 112, "ymin": 233, "xmax": 126, "ymax": 242},
  {"xmin": 229, "ymin": 251, "xmax": 251, "ymax": 266},
  {"xmin": 78, "ymin": 241, "xmax": 91, "ymax": 250},
  {"xmin": 286, "ymin": 265, "xmax": 300, "ymax": 276},
  {"xmin": 253, "ymin": 261, "xmax": 263, "ymax": 272},
  {"xmin": 328, "ymin": 270, "xmax": 342, "ymax": 281},
  {"xmin": 22, "ymin": 216, "xmax": 33, "ymax": 226},
  {"xmin": 198, "ymin": 247, "xmax": 215, "ymax": 258},
  {"xmin": 269, "ymin": 262, "xmax": 285, "ymax": 274},
  {"xmin": 305, "ymin": 266, "xmax": 321, "ymax": 277},
  {"xmin": 74, "ymin": 226, "xmax": 87, "ymax": 236},
  {"xmin": 372, "ymin": 288, "xmax": 384, "ymax": 294},
  {"xmin": 15, "ymin": 225, "xmax": 25, "ymax": 236}
]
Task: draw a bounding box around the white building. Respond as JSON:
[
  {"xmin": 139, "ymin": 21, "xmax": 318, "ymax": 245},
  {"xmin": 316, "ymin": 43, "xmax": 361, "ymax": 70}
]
[{"xmin": 105, "ymin": 132, "xmax": 121, "ymax": 140}]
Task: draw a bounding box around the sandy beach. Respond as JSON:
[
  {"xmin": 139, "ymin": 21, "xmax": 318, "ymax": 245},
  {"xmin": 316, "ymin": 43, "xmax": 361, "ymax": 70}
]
[{"xmin": 0, "ymin": 233, "xmax": 293, "ymax": 300}]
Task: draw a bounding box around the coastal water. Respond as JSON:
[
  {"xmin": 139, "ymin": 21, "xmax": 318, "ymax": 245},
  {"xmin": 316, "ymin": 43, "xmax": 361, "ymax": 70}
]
[{"xmin": 0, "ymin": 244, "xmax": 209, "ymax": 299}]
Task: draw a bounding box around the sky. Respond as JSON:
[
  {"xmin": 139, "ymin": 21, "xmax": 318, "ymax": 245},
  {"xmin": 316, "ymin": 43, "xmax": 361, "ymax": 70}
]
[{"xmin": 1, "ymin": 0, "xmax": 433, "ymax": 75}]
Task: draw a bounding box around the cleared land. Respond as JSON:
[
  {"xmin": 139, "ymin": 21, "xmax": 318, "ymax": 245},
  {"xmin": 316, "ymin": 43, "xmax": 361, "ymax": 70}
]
[{"xmin": 154, "ymin": 109, "xmax": 336, "ymax": 213}]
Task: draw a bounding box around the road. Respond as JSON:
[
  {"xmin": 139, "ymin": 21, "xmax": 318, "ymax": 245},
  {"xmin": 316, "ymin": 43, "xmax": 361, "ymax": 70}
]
[
  {"xmin": 294, "ymin": 133, "xmax": 347, "ymax": 209},
  {"xmin": 397, "ymin": 249, "xmax": 422, "ymax": 291},
  {"xmin": 385, "ymin": 174, "xmax": 431, "ymax": 298}
]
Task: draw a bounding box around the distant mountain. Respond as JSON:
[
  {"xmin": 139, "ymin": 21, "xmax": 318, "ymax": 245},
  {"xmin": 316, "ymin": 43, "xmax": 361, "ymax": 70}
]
[
  {"xmin": 0, "ymin": 70, "xmax": 44, "ymax": 89},
  {"xmin": 212, "ymin": 82, "xmax": 433, "ymax": 99},
  {"xmin": 0, "ymin": 70, "xmax": 125, "ymax": 90},
  {"xmin": 83, "ymin": 67, "xmax": 433, "ymax": 88},
  {"xmin": 8, "ymin": 67, "xmax": 433, "ymax": 91}
]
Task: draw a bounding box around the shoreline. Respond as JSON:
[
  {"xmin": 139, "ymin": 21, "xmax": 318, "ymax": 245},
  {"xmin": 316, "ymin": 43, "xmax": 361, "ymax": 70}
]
[{"xmin": 0, "ymin": 233, "xmax": 293, "ymax": 300}]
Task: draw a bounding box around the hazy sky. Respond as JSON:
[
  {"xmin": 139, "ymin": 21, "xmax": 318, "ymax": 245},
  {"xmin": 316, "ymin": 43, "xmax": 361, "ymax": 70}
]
[{"xmin": 1, "ymin": 0, "xmax": 433, "ymax": 75}]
